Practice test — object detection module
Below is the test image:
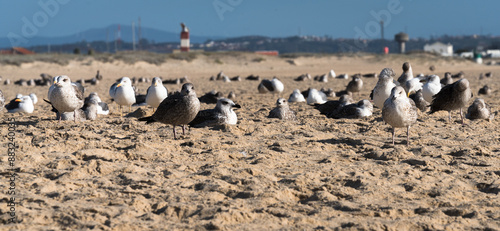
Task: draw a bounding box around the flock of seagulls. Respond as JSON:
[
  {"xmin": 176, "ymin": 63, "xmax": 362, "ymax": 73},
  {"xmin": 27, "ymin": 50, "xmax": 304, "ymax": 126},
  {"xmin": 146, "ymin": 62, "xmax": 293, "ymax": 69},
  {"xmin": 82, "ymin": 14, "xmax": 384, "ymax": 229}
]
[{"xmin": 0, "ymin": 62, "xmax": 495, "ymax": 145}]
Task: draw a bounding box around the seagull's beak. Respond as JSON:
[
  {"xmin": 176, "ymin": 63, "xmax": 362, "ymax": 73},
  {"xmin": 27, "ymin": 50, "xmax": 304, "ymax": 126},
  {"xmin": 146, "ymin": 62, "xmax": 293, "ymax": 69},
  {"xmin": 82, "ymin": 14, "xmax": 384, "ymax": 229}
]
[
  {"xmin": 117, "ymin": 83, "xmax": 122, "ymax": 88},
  {"xmin": 15, "ymin": 98, "xmax": 21, "ymax": 102},
  {"xmin": 154, "ymin": 81, "xmax": 158, "ymax": 87},
  {"xmin": 407, "ymin": 92, "xmax": 411, "ymax": 97},
  {"xmin": 233, "ymin": 104, "xmax": 241, "ymax": 109}
]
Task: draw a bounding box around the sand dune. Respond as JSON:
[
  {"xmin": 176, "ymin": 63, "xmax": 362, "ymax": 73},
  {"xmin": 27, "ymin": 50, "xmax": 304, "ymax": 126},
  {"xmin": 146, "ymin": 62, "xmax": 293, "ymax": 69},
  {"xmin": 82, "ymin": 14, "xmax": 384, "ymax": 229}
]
[{"xmin": 1, "ymin": 52, "xmax": 499, "ymax": 230}]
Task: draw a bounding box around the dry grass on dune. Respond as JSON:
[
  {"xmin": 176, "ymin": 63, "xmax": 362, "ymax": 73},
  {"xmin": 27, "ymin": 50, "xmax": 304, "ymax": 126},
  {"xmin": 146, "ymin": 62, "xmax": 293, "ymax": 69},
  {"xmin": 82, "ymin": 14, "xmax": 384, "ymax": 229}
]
[{"xmin": 0, "ymin": 52, "xmax": 499, "ymax": 230}]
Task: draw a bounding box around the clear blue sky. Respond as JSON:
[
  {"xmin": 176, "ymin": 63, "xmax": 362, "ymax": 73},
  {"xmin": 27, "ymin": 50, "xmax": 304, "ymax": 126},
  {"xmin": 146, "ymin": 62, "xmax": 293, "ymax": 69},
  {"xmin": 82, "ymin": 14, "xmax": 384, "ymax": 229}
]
[{"xmin": 1, "ymin": 0, "xmax": 499, "ymax": 39}]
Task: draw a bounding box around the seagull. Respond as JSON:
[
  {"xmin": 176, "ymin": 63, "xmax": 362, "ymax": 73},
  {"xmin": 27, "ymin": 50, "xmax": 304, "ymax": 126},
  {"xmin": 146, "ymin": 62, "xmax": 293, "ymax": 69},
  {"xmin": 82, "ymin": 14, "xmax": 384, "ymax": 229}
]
[
  {"xmin": 329, "ymin": 99, "xmax": 373, "ymax": 119},
  {"xmin": 328, "ymin": 69, "xmax": 336, "ymax": 78},
  {"xmin": 139, "ymin": 83, "xmax": 200, "ymax": 139},
  {"xmin": 268, "ymin": 98, "xmax": 297, "ymax": 121},
  {"xmin": 0, "ymin": 90, "xmax": 4, "ymax": 112},
  {"xmin": 48, "ymin": 75, "xmax": 84, "ymax": 122},
  {"xmin": 84, "ymin": 92, "xmax": 109, "ymax": 115},
  {"xmin": 422, "ymin": 75, "xmax": 441, "ymax": 102},
  {"xmin": 404, "ymin": 77, "xmax": 424, "ymax": 97},
  {"xmin": 6, "ymin": 95, "xmax": 34, "ymax": 113},
  {"xmin": 189, "ymin": 98, "xmax": 240, "ymax": 127},
  {"xmin": 29, "ymin": 93, "xmax": 38, "ymax": 104},
  {"xmin": 409, "ymin": 90, "xmax": 429, "ymax": 112},
  {"xmin": 382, "ymin": 86, "xmax": 418, "ymax": 146},
  {"xmin": 313, "ymin": 94, "xmax": 354, "ymax": 117},
  {"xmin": 441, "ymin": 72, "xmax": 453, "ymax": 85},
  {"xmin": 288, "ymin": 89, "xmax": 306, "ymax": 103},
  {"xmin": 258, "ymin": 77, "xmax": 284, "ymax": 96},
  {"xmin": 466, "ymin": 98, "xmax": 494, "ymax": 121},
  {"xmin": 111, "ymin": 77, "xmax": 136, "ymax": 116},
  {"xmin": 307, "ymin": 88, "xmax": 327, "ymax": 105},
  {"xmin": 146, "ymin": 77, "xmax": 168, "ymax": 112},
  {"xmin": 397, "ymin": 62, "xmax": 414, "ymax": 85},
  {"xmin": 372, "ymin": 68, "xmax": 397, "ymax": 109},
  {"xmin": 346, "ymin": 75, "xmax": 363, "ymax": 96},
  {"xmin": 478, "ymin": 85, "xmax": 492, "ymax": 96},
  {"xmin": 430, "ymin": 78, "xmax": 472, "ymax": 125}
]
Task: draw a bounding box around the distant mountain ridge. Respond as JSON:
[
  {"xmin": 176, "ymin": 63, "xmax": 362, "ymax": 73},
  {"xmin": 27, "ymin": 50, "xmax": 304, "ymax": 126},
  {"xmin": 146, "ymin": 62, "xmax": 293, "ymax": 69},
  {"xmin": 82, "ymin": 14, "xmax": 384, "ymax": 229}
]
[{"xmin": 0, "ymin": 24, "xmax": 224, "ymax": 49}]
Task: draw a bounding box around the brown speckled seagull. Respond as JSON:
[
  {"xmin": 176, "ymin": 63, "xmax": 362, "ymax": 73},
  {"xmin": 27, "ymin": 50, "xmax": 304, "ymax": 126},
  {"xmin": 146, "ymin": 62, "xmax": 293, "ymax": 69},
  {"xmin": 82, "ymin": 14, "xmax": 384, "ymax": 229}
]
[{"xmin": 139, "ymin": 83, "xmax": 200, "ymax": 139}]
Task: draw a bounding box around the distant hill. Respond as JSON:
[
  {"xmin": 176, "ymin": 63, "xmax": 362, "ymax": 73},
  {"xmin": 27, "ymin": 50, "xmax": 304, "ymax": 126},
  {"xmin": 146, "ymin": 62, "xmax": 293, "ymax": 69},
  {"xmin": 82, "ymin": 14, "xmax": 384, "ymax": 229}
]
[{"xmin": 0, "ymin": 24, "xmax": 224, "ymax": 49}]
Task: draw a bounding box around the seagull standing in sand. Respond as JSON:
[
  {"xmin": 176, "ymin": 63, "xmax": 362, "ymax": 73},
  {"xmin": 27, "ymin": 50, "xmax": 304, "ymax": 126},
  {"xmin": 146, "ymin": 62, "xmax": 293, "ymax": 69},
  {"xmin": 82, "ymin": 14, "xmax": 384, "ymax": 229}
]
[
  {"xmin": 430, "ymin": 78, "xmax": 472, "ymax": 125},
  {"xmin": 372, "ymin": 68, "xmax": 397, "ymax": 109},
  {"xmin": 346, "ymin": 75, "xmax": 363, "ymax": 96},
  {"xmin": 139, "ymin": 83, "xmax": 200, "ymax": 139},
  {"xmin": 189, "ymin": 98, "xmax": 240, "ymax": 127},
  {"xmin": 48, "ymin": 75, "xmax": 84, "ymax": 122},
  {"xmin": 268, "ymin": 98, "xmax": 297, "ymax": 120},
  {"xmin": 0, "ymin": 90, "xmax": 5, "ymax": 112},
  {"xmin": 111, "ymin": 77, "xmax": 136, "ymax": 116},
  {"xmin": 146, "ymin": 77, "xmax": 168, "ymax": 112},
  {"xmin": 382, "ymin": 86, "xmax": 418, "ymax": 146}
]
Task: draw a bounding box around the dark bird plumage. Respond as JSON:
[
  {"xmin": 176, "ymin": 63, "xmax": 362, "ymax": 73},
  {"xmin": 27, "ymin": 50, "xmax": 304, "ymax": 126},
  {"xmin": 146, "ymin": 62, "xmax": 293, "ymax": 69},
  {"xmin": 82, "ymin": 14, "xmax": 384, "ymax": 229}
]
[
  {"xmin": 139, "ymin": 83, "xmax": 200, "ymax": 139},
  {"xmin": 466, "ymin": 98, "xmax": 494, "ymax": 121},
  {"xmin": 430, "ymin": 78, "xmax": 472, "ymax": 124},
  {"xmin": 409, "ymin": 90, "xmax": 429, "ymax": 112},
  {"xmin": 189, "ymin": 98, "xmax": 240, "ymax": 127}
]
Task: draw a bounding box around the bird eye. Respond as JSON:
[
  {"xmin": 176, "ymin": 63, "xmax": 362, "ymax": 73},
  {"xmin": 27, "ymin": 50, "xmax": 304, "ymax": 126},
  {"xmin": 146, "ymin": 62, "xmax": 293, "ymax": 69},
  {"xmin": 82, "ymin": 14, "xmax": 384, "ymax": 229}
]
[
  {"xmin": 222, "ymin": 101, "xmax": 228, "ymax": 105},
  {"xmin": 63, "ymin": 79, "xmax": 68, "ymax": 82}
]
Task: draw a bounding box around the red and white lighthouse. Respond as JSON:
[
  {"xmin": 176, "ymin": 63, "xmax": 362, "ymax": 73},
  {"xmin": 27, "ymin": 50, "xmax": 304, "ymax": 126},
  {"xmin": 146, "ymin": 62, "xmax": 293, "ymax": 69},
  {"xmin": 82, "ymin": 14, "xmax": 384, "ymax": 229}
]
[{"xmin": 180, "ymin": 23, "xmax": 189, "ymax": 52}]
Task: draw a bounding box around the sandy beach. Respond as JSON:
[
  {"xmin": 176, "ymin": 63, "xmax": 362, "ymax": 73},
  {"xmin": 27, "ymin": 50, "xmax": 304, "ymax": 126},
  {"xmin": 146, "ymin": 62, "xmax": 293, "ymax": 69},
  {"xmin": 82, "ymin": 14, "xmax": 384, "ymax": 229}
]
[{"xmin": 0, "ymin": 52, "xmax": 499, "ymax": 230}]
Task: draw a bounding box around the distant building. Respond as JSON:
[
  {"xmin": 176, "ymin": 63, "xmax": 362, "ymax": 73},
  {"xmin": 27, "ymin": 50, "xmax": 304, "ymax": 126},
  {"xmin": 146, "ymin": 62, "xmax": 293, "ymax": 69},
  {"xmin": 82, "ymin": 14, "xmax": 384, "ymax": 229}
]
[
  {"xmin": 486, "ymin": 49, "xmax": 500, "ymax": 58},
  {"xmin": 424, "ymin": 42, "xmax": 453, "ymax": 56},
  {"xmin": 0, "ymin": 47, "xmax": 35, "ymax": 55}
]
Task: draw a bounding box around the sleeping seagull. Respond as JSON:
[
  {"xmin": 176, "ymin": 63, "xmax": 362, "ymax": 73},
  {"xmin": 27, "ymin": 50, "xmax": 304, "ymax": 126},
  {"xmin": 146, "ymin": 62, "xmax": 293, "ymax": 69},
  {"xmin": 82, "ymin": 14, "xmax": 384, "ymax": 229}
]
[
  {"xmin": 112, "ymin": 77, "xmax": 136, "ymax": 116},
  {"xmin": 146, "ymin": 77, "xmax": 168, "ymax": 112},
  {"xmin": 382, "ymin": 86, "xmax": 418, "ymax": 146},
  {"xmin": 139, "ymin": 83, "xmax": 200, "ymax": 139},
  {"xmin": 84, "ymin": 92, "xmax": 109, "ymax": 115},
  {"xmin": 48, "ymin": 75, "xmax": 84, "ymax": 122},
  {"xmin": 258, "ymin": 77, "xmax": 284, "ymax": 97},
  {"xmin": 189, "ymin": 98, "xmax": 240, "ymax": 127},
  {"xmin": 307, "ymin": 88, "xmax": 328, "ymax": 105},
  {"xmin": 430, "ymin": 78, "xmax": 472, "ymax": 125},
  {"xmin": 329, "ymin": 99, "xmax": 373, "ymax": 119},
  {"xmin": 288, "ymin": 89, "xmax": 306, "ymax": 103},
  {"xmin": 372, "ymin": 68, "xmax": 397, "ymax": 109}
]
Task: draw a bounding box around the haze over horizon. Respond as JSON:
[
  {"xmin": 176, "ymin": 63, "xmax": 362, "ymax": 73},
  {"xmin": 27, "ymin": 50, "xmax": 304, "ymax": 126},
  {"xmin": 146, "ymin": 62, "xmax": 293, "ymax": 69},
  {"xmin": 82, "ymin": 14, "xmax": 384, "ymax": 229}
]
[{"xmin": 1, "ymin": 0, "xmax": 499, "ymax": 44}]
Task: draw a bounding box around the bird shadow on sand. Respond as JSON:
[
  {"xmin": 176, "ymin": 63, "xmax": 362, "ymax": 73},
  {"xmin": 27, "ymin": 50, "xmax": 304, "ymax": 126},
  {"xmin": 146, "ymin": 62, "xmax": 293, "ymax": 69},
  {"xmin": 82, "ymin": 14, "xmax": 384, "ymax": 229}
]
[{"xmin": 315, "ymin": 137, "xmax": 363, "ymax": 149}]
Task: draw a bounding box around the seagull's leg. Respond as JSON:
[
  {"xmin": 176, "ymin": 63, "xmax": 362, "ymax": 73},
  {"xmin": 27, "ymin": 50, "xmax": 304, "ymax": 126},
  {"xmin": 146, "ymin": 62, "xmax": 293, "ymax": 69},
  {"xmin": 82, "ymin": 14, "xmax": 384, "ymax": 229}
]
[
  {"xmin": 182, "ymin": 125, "xmax": 186, "ymax": 135},
  {"xmin": 120, "ymin": 106, "xmax": 123, "ymax": 117},
  {"xmin": 58, "ymin": 112, "xmax": 61, "ymax": 124},
  {"xmin": 173, "ymin": 126, "xmax": 177, "ymax": 139},
  {"xmin": 460, "ymin": 108, "xmax": 464, "ymax": 125},
  {"xmin": 129, "ymin": 105, "xmax": 132, "ymax": 113},
  {"xmin": 407, "ymin": 126, "xmax": 410, "ymax": 147},
  {"xmin": 448, "ymin": 111, "xmax": 452, "ymax": 123},
  {"xmin": 391, "ymin": 127, "xmax": 395, "ymax": 146},
  {"xmin": 74, "ymin": 110, "xmax": 77, "ymax": 123}
]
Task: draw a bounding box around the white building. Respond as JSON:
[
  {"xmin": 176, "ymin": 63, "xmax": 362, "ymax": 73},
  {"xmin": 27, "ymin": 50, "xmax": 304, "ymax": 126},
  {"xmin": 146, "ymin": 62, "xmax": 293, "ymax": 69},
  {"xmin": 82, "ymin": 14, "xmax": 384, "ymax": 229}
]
[{"xmin": 424, "ymin": 42, "xmax": 453, "ymax": 56}]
